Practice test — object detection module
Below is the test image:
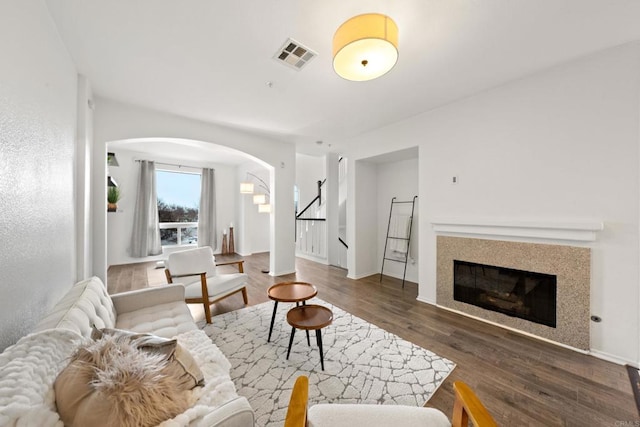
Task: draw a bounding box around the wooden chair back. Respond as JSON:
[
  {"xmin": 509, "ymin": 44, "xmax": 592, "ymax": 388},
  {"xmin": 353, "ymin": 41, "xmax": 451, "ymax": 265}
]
[
  {"xmin": 284, "ymin": 375, "xmax": 308, "ymax": 427},
  {"xmin": 451, "ymin": 381, "xmax": 497, "ymax": 427},
  {"xmin": 284, "ymin": 376, "xmax": 498, "ymax": 427}
]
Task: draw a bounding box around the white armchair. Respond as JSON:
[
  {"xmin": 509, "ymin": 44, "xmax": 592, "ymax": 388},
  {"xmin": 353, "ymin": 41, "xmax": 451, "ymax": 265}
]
[
  {"xmin": 285, "ymin": 376, "xmax": 497, "ymax": 427},
  {"xmin": 164, "ymin": 246, "xmax": 248, "ymax": 324}
]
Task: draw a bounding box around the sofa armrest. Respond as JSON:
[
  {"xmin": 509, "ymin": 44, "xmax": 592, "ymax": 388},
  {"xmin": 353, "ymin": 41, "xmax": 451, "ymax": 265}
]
[
  {"xmin": 197, "ymin": 396, "xmax": 255, "ymax": 427},
  {"xmin": 111, "ymin": 284, "xmax": 185, "ymax": 315}
]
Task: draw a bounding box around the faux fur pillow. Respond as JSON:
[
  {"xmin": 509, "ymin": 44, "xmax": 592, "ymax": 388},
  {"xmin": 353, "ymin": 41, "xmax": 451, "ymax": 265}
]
[
  {"xmin": 91, "ymin": 326, "xmax": 205, "ymax": 389},
  {"xmin": 55, "ymin": 335, "xmax": 193, "ymax": 427}
]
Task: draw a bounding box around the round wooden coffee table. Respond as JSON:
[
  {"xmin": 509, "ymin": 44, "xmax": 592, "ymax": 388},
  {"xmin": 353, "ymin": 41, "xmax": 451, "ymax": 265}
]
[
  {"xmin": 267, "ymin": 282, "xmax": 318, "ymax": 342},
  {"xmin": 286, "ymin": 305, "xmax": 333, "ymax": 371}
]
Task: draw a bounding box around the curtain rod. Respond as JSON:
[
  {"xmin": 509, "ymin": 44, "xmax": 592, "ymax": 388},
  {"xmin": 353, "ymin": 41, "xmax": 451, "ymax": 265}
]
[{"xmin": 134, "ymin": 159, "xmax": 212, "ymax": 170}]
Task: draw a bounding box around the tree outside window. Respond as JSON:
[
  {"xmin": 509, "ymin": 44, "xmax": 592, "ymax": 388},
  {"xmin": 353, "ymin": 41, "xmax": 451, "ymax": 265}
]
[{"xmin": 156, "ymin": 170, "xmax": 200, "ymax": 246}]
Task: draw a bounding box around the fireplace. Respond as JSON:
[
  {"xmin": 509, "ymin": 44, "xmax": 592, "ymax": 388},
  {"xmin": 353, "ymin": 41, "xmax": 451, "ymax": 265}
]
[
  {"xmin": 436, "ymin": 236, "xmax": 590, "ymax": 350},
  {"xmin": 453, "ymin": 260, "xmax": 557, "ymax": 328}
]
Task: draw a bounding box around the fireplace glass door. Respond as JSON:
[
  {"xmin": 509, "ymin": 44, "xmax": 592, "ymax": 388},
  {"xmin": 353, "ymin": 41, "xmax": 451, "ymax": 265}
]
[{"xmin": 453, "ymin": 260, "xmax": 557, "ymax": 327}]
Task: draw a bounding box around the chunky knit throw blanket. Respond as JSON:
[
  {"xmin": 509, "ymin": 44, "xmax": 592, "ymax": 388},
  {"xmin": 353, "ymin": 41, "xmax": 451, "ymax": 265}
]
[{"xmin": 0, "ymin": 328, "xmax": 238, "ymax": 426}]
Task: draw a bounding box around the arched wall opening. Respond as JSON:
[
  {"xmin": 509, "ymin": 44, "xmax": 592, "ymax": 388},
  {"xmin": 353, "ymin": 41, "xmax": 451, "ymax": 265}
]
[
  {"xmin": 105, "ymin": 137, "xmax": 272, "ymax": 269},
  {"xmin": 92, "ymin": 98, "xmax": 296, "ymax": 282}
]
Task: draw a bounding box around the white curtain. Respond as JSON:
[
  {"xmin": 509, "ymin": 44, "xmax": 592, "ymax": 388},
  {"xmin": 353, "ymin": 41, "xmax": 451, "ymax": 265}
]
[
  {"xmin": 130, "ymin": 160, "xmax": 162, "ymax": 257},
  {"xmin": 198, "ymin": 168, "xmax": 217, "ymax": 250}
]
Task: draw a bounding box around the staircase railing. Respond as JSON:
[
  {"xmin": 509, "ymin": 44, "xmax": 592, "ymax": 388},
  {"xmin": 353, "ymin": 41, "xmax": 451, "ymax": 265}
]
[
  {"xmin": 338, "ymin": 237, "xmax": 348, "ymax": 249},
  {"xmin": 296, "ymin": 179, "xmax": 326, "ymax": 219},
  {"xmin": 295, "ymin": 180, "xmax": 326, "ymax": 258},
  {"xmin": 296, "ymin": 156, "xmax": 348, "ymax": 259}
]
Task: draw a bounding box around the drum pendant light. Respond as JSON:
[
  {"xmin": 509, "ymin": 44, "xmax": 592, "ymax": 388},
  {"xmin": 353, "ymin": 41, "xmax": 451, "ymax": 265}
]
[{"xmin": 332, "ymin": 13, "xmax": 399, "ymax": 82}]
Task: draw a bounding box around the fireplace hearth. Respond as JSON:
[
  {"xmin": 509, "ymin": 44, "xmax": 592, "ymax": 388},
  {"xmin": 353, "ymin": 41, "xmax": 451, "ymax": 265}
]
[{"xmin": 453, "ymin": 260, "xmax": 557, "ymax": 327}]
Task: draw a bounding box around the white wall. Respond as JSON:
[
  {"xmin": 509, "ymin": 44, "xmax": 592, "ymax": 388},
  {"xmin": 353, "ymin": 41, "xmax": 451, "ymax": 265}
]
[
  {"xmin": 348, "ymin": 160, "xmax": 379, "ymax": 279},
  {"xmin": 0, "ymin": 1, "xmax": 78, "ymax": 350},
  {"xmin": 106, "ymin": 148, "xmax": 239, "ymax": 266},
  {"xmin": 236, "ymin": 164, "xmax": 270, "ymax": 256},
  {"xmin": 93, "ymin": 98, "xmax": 296, "ymax": 278},
  {"xmin": 346, "ymin": 43, "xmax": 640, "ymax": 364},
  {"xmin": 75, "ymin": 75, "xmax": 94, "ymax": 281},
  {"xmin": 377, "ymin": 158, "xmax": 419, "ymax": 283},
  {"xmin": 296, "ymin": 154, "xmax": 325, "ymax": 210},
  {"xmin": 326, "ymin": 153, "xmax": 341, "ymax": 267}
]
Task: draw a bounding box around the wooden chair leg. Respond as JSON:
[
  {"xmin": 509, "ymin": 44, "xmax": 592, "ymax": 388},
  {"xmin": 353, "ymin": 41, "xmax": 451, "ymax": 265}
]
[
  {"xmin": 203, "ymin": 300, "xmax": 212, "ymax": 324},
  {"xmin": 241, "ymin": 287, "xmax": 248, "ymax": 304}
]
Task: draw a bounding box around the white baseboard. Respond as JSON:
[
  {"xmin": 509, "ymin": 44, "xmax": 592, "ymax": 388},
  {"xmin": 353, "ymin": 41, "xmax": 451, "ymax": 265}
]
[
  {"xmin": 347, "ymin": 271, "xmax": 378, "ymax": 280},
  {"xmin": 435, "ymin": 304, "xmax": 590, "ymax": 355},
  {"xmin": 237, "ymin": 250, "xmax": 270, "ymax": 257},
  {"xmin": 379, "ymin": 271, "xmax": 419, "ymax": 283},
  {"xmin": 295, "ymin": 252, "xmax": 328, "ymax": 265},
  {"xmin": 416, "ymin": 296, "xmax": 437, "ymax": 305},
  {"xmin": 589, "ymin": 349, "xmax": 638, "ymax": 367},
  {"xmin": 433, "ymin": 304, "xmax": 639, "ymax": 365},
  {"xmin": 270, "ymin": 269, "xmax": 296, "ymax": 277}
]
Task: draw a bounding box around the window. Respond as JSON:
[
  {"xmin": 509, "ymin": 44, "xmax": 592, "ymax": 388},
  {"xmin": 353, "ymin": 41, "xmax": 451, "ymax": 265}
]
[{"xmin": 156, "ymin": 169, "xmax": 200, "ymax": 246}]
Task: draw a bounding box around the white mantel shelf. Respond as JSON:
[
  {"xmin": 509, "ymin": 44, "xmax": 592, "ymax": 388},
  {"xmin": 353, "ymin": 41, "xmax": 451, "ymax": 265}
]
[{"xmin": 431, "ymin": 219, "xmax": 604, "ymax": 242}]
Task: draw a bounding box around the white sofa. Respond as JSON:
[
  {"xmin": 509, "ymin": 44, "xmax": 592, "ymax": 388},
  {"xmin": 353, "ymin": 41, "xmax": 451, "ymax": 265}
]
[{"xmin": 0, "ymin": 276, "xmax": 254, "ymax": 427}]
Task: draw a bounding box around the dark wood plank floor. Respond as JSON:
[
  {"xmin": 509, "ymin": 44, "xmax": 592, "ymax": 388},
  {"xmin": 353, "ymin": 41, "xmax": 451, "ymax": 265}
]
[{"xmin": 107, "ymin": 252, "xmax": 638, "ymax": 426}]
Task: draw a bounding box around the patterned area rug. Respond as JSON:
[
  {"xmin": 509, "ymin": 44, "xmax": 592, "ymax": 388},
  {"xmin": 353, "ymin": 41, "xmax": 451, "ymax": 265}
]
[{"xmin": 204, "ymin": 298, "xmax": 456, "ymax": 427}]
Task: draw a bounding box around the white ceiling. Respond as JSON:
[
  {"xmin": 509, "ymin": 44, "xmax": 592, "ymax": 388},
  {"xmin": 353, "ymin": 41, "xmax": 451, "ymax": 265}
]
[{"xmin": 46, "ymin": 1, "xmax": 640, "ymax": 157}]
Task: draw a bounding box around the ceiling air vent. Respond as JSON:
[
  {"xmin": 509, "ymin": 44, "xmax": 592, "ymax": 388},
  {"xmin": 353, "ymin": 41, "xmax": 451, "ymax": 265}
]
[{"xmin": 273, "ymin": 38, "xmax": 317, "ymax": 71}]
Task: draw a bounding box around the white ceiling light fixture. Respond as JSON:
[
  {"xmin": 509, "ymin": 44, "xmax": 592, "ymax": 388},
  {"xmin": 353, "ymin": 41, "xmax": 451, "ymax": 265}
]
[{"xmin": 333, "ymin": 13, "xmax": 399, "ymax": 82}]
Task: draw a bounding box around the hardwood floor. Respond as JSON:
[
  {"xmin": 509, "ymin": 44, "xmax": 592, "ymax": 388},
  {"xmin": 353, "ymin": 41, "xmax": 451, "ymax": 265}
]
[{"xmin": 107, "ymin": 253, "xmax": 638, "ymax": 426}]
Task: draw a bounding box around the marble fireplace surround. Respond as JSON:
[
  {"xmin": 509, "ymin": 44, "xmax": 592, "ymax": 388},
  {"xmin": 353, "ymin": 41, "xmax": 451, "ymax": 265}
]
[{"xmin": 436, "ymin": 236, "xmax": 591, "ymax": 350}]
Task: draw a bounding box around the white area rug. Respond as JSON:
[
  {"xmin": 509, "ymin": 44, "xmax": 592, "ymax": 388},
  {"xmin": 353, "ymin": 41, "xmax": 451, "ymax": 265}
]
[{"xmin": 205, "ymin": 298, "xmax": 456, "ymax": 427}]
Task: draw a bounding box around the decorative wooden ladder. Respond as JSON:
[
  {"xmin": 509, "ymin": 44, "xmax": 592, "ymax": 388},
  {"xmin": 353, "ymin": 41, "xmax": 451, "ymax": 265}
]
[{"xmin": 380, "ymin": 196, "xmax": 417, "ymax": 288}]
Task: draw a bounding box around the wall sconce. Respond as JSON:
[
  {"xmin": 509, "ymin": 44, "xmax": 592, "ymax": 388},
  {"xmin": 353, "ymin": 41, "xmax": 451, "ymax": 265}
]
[{"xmin": 107, "ymin": 176, "xmax": 118, "ymax": 187}]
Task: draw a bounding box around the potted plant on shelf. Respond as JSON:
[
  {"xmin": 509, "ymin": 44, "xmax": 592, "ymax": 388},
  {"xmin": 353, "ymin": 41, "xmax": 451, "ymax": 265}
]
[{"xmin": 107, "ymin": 186, "xmax": 121, "ymax": 212}]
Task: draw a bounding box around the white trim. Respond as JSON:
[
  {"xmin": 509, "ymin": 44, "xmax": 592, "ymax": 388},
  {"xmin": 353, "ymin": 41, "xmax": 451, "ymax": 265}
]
[
  {"xmin": 416, "ymin": 295, "xmax": 437, "ymax": 305},
  {"xmin": 270, "ymin": 269, "xmax": 296, "ymax": 277},
  {"xmin": 589, "ymin": 349, "xmax": 638, "ymax": 367},
  {"xmin": 436, "ymin": 304, "xmax": 590, "ymax": 354},
  {"xmin": 426, "ymin": 299, "xmax": 637, "ymax": 365},
  {"xmin": 347, "ymin": 270, "xmax": 379, "ymax": 280},
  {"xmin": 295, "ymin": 252, "xmax": 329, "ymax": 265},
  {"xmin": 431, "ymin": 219, "xmax": 604, "ymax": 242}
]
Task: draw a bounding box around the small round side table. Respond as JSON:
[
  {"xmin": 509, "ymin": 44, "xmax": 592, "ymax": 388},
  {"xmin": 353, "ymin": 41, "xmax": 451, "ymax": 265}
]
[
  {"xmin": 286, "ymin": 305, "xmax": 334, "ymax": 371},
  {"xmin": 267, "ymin": 282, "xmax": 317, "ymax": 342}
]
